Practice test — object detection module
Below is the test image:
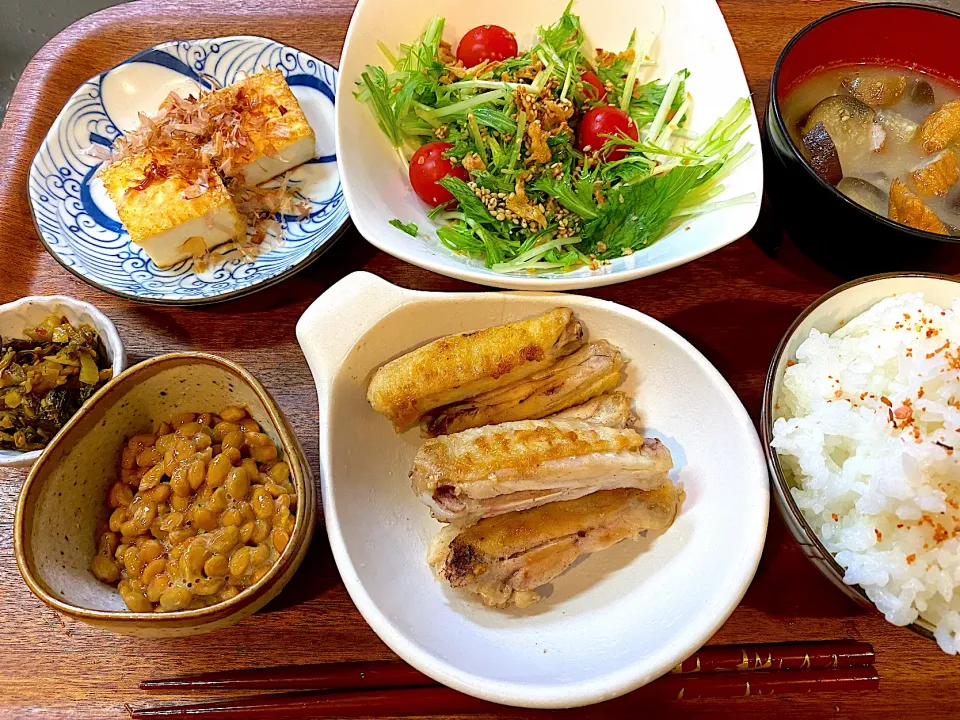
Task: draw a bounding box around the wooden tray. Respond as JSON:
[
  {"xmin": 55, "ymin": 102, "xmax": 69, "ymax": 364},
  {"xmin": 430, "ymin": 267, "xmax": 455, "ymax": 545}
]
[{"xmin": 0, "ymin": 1, "xmax": 951, "ymax": 718}]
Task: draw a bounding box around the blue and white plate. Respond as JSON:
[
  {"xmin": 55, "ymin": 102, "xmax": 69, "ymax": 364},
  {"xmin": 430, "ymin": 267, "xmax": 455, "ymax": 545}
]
[{"xmin": 29, "ymin": 36, "xmax": 349, "ymax": 305}]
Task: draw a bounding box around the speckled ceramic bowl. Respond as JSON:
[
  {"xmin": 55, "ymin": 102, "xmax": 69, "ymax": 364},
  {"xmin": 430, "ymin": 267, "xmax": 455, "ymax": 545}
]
[
  {"xmin": 0, "ymin": 295, "xmax": 126, "ymax": 469},
  {"xmin": 14, "ymin": 353, "xmax": 315, "ymax": 637},
  {"xmin": 762, "ymin": 273, "xmax": 960, "ymax": 643}
]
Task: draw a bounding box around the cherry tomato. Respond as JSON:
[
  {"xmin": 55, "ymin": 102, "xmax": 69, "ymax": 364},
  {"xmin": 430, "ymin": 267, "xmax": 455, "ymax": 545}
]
[
  {"xmin": 456, "ymin": 25, "xmax": 519, "ymax": 68},
  {"xmin": 576, "ymin": 106, "xmax": 639, "ymax": 162},
  {"xmin": 408, "ymin": 142, "xmax": 469, "ymax": 207},
  {"xmin": 580, "ymin": 71, "xmax": 607, "ymax": 102}
]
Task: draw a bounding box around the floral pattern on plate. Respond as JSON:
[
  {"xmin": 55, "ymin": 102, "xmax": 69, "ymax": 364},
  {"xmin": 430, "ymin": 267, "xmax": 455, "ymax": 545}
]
[{"xmin": 29, "ymin": 36, "xmax": 349, "ymax": 305}]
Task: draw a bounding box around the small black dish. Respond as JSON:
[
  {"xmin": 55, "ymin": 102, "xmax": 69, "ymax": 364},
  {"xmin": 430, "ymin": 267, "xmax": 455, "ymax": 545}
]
[{"xmin": 764, "ymin": 3, "xmax": 960, "ymax": 277}]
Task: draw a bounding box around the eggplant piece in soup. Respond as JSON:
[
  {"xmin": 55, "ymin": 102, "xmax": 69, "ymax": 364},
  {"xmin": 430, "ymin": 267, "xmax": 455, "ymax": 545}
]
[
  {"xmin": 801, "ymin": 95, "xmax": 885, "ymax": 158},
  {"xmin": 841, "ymin": 70, "xmax": 907, "ymax": 108},
  {"xmin": 837, "ymin": 177, "xmax": 887, "ymax": 216},
  {"xmin": 910, "ymin": 78, "xmax": 937, "ymax": 108},
  {"xmin": 801, "ymin": 122, "xmax": 843, "ymax": 185}
]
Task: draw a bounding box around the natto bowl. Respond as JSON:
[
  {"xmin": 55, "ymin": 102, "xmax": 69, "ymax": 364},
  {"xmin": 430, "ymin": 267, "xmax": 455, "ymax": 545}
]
[
  {"xmin": 14, "ymin": 352, "xmax": 316, "ymax": 637},
  {"xmin": 762, "ymin": 272, "xmax": 960, "ymax": 642},
  {"xmin": 764, "ymin": 3, "xmax": 960, "ymax": 277}
]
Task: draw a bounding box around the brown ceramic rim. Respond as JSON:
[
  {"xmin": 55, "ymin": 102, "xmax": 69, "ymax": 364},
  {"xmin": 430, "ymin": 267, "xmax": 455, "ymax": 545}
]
[
  {"xmin": 761, "ymin": 271, "xmax": 960, "ymax": 641},
  {"xmin": 14, "ymin": 351, "xmax": 316, "ymax": 624},
  {"xmin": 769, "ymin": 2, "xmax": 960, "ymax": 246}
]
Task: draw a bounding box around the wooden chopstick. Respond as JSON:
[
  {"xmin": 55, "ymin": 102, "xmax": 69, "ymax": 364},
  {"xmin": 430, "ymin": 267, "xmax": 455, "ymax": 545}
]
[
  {"xmin": 670, "ymin": 639, "xmax": 875, "ymax": 673},
  {"xmin": 645, "ymin": 665, "xmax": 879, "ymax": 699},
  {"xmin": 128, "ymin": 667, "xmax": 880, "ymax": 718},
  {"xmin": 140, "ymin": 640, "xmax": 874, "ymax": 692},
  {"xmin": 140, "ymin": 661, "xmax": 432, "ymax": 691},
  {"xmin": 128, "ymin": 686, "xmax": 498, "ymax": 719}
]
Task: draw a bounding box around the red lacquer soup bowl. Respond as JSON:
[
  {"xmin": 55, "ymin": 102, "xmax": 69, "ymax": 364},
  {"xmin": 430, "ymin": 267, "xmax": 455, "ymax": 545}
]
[{"xmin": 764, "ymin": 3, "xmax": 960, "ymax": 276}]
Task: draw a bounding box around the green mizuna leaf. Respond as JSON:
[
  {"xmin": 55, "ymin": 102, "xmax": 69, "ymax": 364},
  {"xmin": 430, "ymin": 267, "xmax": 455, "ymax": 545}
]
[{"xmin": 389, "ymin": 219, "xmax": 419, "ymax": 236}]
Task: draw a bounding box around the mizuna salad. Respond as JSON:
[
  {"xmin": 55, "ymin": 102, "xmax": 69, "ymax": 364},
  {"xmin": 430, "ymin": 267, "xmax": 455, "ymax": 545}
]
[{"xmin": 357, "ymin": 5, "xmax": 755, "ymax": 274}]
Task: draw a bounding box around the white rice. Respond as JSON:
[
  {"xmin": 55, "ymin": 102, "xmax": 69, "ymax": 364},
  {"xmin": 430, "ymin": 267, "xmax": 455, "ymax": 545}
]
[{"xmin": 772, "ymin": 293, "xmax": 960, "ymax": 653}]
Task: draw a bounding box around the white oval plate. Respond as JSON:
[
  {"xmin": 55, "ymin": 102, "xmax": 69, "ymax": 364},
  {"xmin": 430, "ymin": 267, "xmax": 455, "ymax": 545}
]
[
  {"xmin": 296, "ymin": 272, "xmax": 769, "ymax": 708},
  {"xmin": 29, "ymin": 36, "xmax": 349, "ymax": 305},
  {"xmin": 337, "ymin": 0, "xmax": 763, "ymax": 290}
]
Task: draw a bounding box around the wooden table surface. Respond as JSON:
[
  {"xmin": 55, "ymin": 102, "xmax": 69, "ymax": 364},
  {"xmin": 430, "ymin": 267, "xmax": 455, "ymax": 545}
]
[{"xmin": 0, "ymin": 0, "xmax": 957, "ymax": 717}]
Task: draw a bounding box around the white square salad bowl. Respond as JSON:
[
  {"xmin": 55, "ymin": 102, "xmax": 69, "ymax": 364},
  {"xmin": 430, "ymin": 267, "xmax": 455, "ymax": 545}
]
[
  {"xmin": 336, "ymin": 0, "xmax": 763, "ymax": 290},
  {"xmin": 296, "ymin": 272, "xmax": 769, "ymax": 708}
]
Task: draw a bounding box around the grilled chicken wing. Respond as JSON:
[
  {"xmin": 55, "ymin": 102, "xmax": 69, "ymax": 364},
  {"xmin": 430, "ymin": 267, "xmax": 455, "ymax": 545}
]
[
  {"xmin": 421, "ymin": 341, "xmax": 623, "ymax": 437},
  {"xmin": 367, "ymin": 308, "xmax": 583, "ymax": 432},
  {"xmin": 549, "ymin": 391, "xmax": 632, "ymax": 428},
  {"xmin": 428, "ymin": 484, "xmax": 684, "ymax": 608},
  {"xmin": 412, "ymin": 419, "xmax": 673, "ymax": 524}
]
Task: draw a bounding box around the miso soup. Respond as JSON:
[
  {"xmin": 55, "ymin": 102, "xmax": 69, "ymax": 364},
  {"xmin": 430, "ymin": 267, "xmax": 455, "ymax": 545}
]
[{"xmin": 781, "ymin": 65, "xmax": 960, "ymax": 236}]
